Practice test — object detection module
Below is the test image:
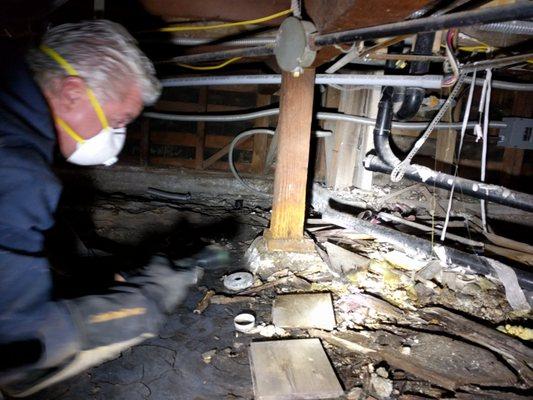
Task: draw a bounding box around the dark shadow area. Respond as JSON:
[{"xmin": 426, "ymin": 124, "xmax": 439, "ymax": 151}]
[{"xmin": 46, "ymin": 167, "xmax": 241, "ymax": 299}]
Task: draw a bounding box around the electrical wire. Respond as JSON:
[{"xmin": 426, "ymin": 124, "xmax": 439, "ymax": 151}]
[
  {"xmin": 144, "ymin": 108, "xmax": 508, "ymax": 129},
  {"xmin": 228, "ymin": 129, "xmax": 276, "ymax": 196},
  {"xmin": 440, "ymin": 69, "xmax": 477, "ymax": 242},
  {"xmin": 177, "ymin": 57, "xmax": 242, "ymax": 70},
  {"xmin": 443, "ymin": 29, "xmax": 460, "ymax": 87},
  {"xmin": 480, "ymin": 69, "xmax": 492, "ymax": 233},
  {"xmin": 157, "ymin": 9, "xmax": 292, "ymax": 33}
]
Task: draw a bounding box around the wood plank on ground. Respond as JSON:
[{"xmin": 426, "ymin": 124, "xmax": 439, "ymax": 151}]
[{"xmin": 249, "ymin": 338, "xmax": 344, "ymax": 400}]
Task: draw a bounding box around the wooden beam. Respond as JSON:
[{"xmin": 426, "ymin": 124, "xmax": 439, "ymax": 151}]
[
  {"xmin": 140, "ymin": 0, "xmax": 290, "ymax": 23},
  {"xmin": 435, "ymin": 95, "xmax": 457, "ymax": 172},
  {"xmin": 251, "ymin": 93, "xmax": 271, "ymax": 175},
  {"xmin": 326, "ymin": 72, "xmax": 381, "ymax": 190},
  {"xmin": 305, "ymin": 0, "xmax": 435, "ymax": 66},
  {"xmin": 265, "ymin": 70, "xmax": 316, "ymax": 252},
  {"xmin": 202, "ymin": 136, "xmax": 253, "ymax": 170}
]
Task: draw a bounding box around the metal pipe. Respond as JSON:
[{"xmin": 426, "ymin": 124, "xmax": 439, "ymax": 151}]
[
  {"xmin": 162, "ymin": 45, "xmax": 275, "ymax": 64},
  {"xmin": 313, "ymin": 2, "xmax": 533, "ymax": 46},
  {"xmin": 317, "ymin": 199, "xmax": 533, "ymax": 294},
  {"xmin": 161, "ymin": 74, "xmax": 444, "ymax": 89},
  {"xmin": 477, "ymin": 20, "xmax": 533, "ymax": 35},
  {"xmin": 365, "ymin": 155, "xmax": 533, "ymax": 212},
  {"xmin": 465, "ymin": 76, "xmax": 533, "ymax": 91},
  {"xmin": 144, "ymin": 108, "xmax": 508, "ymax": 129},
  {"xmin": 159, "ymin": 74, "xmax": 533, "ymax": 92},
  {"xmin": 460, "ymin": 53, "xmax": 533, "ymax": 73},
  {"xmin": 170, "ymin": 37, "xmax": 276, "ymax": 46}
]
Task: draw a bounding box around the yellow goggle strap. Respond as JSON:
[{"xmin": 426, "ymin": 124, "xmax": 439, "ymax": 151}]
[
  {"xmin": 40, "ymin": 45, "xmax": 109, "ymax": 130},
  {"xmin": 55, "ymin": 117, "xmax": 85, "ymax": 144}
]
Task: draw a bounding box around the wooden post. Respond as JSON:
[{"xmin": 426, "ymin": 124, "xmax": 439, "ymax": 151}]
[
  {"xmin": 325, "ymin": 71, "xmax": 380, "ymax": 190},
  {"xmin": 264, "ymin": 69, "xmax": 316, "ymax": 252},
  {"xmin": 435, "ymin": 91, "xmax": 457, "ymax": 172}
]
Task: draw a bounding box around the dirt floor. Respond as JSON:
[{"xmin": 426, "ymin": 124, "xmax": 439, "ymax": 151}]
[{"xmin": 19, "ymin": 188, "xmax": 533, "ymax": 400}]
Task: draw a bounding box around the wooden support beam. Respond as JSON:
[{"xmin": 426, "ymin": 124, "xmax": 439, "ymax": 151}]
[
  {"xmin": 202, "ymin": 137, "xmax": 253, "ymax": 170},
  {"xmin": 435, "ymin": 97, "xmax": 457, "ymax": 172},
  {"xmin": 305, "ymin": 0, "xmax": 435, "ymax": 66},
  {"xmin": 251, "ymin": 93, "xmax": 271, "ymax": 175},
  {"xmin": 265, "ymin": 70, "xmax": 316, "ymax": 252},
  {"xmin": 325, "ymin": 72, "xmax": 381, "ymax": 190}
]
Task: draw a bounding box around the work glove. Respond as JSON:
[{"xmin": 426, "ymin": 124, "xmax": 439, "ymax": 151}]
[
  {"xmin": 1, "ymin": 255, "xmax": 204, "ymax": 398},
  {"xmin": 127, "ymin": 254, "xmax": 202, "ymax": 314}
]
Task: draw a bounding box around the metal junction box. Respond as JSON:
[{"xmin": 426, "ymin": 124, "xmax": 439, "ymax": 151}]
[{"xmin": 498, "ymin": 117, "xmax": 533, "ymax": 150}]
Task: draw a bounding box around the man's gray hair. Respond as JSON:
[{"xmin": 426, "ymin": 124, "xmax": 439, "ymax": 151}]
[{"xmin": 27, "ymin": 20, "xmax": 161, "ymax": 105}]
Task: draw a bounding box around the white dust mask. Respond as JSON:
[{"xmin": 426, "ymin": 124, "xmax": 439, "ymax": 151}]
[{"xmin": 67, "ymin": 127, "xmax": 126, "ymax": 166}]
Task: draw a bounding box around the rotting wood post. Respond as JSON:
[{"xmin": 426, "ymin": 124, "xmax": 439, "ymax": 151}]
[{"xmin": 264, "ymin": 69, "xmax": 316, "ymax": 252}]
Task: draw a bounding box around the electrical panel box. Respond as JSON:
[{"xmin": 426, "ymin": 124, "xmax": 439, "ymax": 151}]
[{"xmin": 498, "ymin": 118, "xmax": 533, "ymax": 150}]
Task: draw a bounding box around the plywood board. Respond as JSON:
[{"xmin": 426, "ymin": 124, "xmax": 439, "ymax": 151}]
[
  {"xmin": 272, "ymin": 293, "xmax": 336, "ymax": 330},
  {"xmin": 249, "ymin": 338, "xmax": 344, "ymax": 400}
]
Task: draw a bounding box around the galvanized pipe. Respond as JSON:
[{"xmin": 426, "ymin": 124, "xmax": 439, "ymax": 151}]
[
  {"xmin": 478, "ymin": 20, "xmax": 533, "ymax": 35},
  {"xmin": 159, "ymin": 74, "xmax": 533, "ymax": 92},
  {"xmin": 313, "ymin": 2, "xmax": 533, "ymax": 46},
  {"xmin": 144, "ymin": 108, "xmax": 507, "ymax": 130}
]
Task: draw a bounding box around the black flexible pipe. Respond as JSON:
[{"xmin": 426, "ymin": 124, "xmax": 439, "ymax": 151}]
[
  {"xmin": 147, "ymin": 187, "xmax": 192, "ymax": 201},
  {"xmin": 393, "ymin": 86, "xmax": 426, "ymax": 121},
  {"xmin": 365, "ymin": 155, "xmax": 533, "ymax": 212},
  {"xmin": 369, "ymin": 87, "xmax": 533, "ymax": 212},
  {"xmin": 313, "ymin": 2, "xmax": 533, "ymax": 47},
  {"xmin": 390, "ymin": 33, "xmax": 434, "ymax": 121}
]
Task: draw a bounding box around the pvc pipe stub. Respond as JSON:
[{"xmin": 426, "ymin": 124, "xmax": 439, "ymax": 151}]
[
  {"xmin": 223, "ymin": 272, "xmax": 254, "ymax": 291},
  {"xmin": 234, "ymin": 313, "xmax": 256, "ymax": 333}
]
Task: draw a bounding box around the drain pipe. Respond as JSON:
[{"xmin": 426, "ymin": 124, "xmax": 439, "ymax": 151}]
[
  {"xmin": 366, "ymin": 92, "xmax": 533, "ymax": 212},
  {"xmin": 390, "ymin": 32, "xmax": 435, "ymax": 121}
]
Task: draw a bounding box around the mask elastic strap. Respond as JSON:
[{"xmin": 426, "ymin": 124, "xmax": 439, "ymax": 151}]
[
  {"xmin": 56, "ymin": 117, "xmax": 85, "ymax": 143},
  {"xmin": 40, "ymin": 45, "xmax": 110, "ymax": 130}
]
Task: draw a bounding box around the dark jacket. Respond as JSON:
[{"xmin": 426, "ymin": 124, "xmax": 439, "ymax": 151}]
[{"xmin": 0, "ymin": 39, "xmax": 79, "ymax": 381}]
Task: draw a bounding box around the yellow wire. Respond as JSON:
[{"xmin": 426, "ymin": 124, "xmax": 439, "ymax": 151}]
[
  {"xmin": 159, "ymin": 8, "xmax": 292, "ymax": 32},
  {"xmin": 458, "ymin": 46, "xmax": 493, "ymax": 53},
  {"xmin": 177, "ymin": 57, "xmax": 242, "ymax": 70}
]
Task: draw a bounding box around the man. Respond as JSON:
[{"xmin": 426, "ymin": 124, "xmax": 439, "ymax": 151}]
[{"xmin": 0, "ymin": 20, "xmax": 199, "ymax": 397}]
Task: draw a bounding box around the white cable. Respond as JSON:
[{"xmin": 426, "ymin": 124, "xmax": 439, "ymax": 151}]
[
  {"xmin": 390, "ymin": 74, "xmax": 466, "ymax": 182},
  {"xmin": 480, "ymin": 69, "xmax": 492, "ymax": 232},
  {"xmin": 440, "ymin": 70, "xmax": 477, "ymax": 242},
  {"xmin": 228, "ymin": 129, "xmax": 276, "ymax": 197}
]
